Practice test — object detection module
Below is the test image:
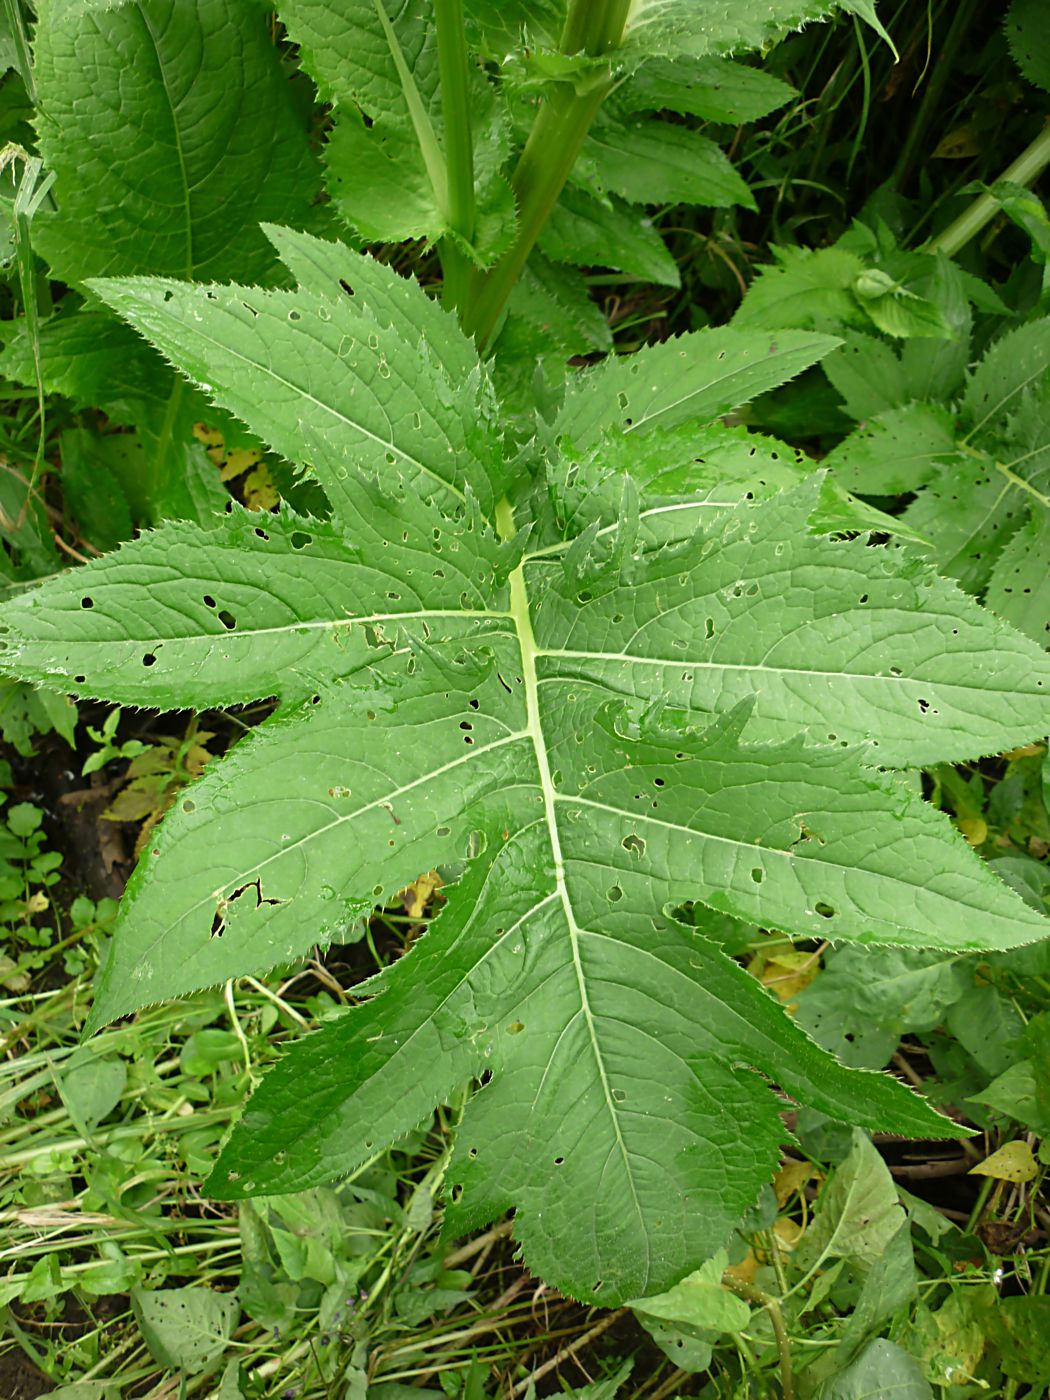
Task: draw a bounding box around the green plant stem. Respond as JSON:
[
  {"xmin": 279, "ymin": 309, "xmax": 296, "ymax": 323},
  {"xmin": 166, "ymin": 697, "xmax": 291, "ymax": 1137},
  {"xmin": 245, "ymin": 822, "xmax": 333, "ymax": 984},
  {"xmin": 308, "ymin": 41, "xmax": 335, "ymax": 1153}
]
[
  {"xmin": 723, "ymin": 1273, "xmax": 795, "ymax": 1400},
  {"xmin": 435, "ymin": 0, "xmax": 474, "ymax": 312},
  {"xmin": 927, "ymin": 122, "xmax": 1050, "ymax": 259},
  {"xmin": 462, "ymin": 0, "xmax": 630, "ymax": 345}
]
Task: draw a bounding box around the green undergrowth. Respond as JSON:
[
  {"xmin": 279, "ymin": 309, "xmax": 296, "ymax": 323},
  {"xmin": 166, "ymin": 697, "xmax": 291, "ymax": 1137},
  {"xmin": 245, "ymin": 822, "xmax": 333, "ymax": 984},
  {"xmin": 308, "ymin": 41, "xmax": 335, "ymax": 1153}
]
[{"xmin": 0, "ymin": 731, "xmax": 1049, "ymax": 1397}]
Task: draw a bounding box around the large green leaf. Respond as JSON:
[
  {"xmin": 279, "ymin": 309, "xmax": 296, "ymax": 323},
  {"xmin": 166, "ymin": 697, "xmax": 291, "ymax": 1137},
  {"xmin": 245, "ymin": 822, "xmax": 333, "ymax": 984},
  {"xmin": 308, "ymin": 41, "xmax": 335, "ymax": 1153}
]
[
  {"xmin": 620, "ymin": 0, "xmax": 839, "ymax": 63},
  {"xmin": 0, "ymin": 502, "xmax": 507, "ymax": 707},
  {"xmin": 617, "ymin": 57, "xmax": 796, "ymax": 125},
  {"xmin": 89, "ymin": 234, "xmax": 506, "ymax": 521},
  {"xmin": 32, "ymin": 0, "xmax": 321, "ymax": 283},
  {"xmin": 554, "ymin": 327, "xmax": 838, "ymax": 447},
  {"xmin": 581, "ymin": 117, "xmax": 755, "ymax": 211},
  {"xmin": 199, "ymin": 709, "xmax": 962, "ymax": 1302},
  {"xmin": 7, "ymin": 230, "xmax": 1050, "ymax": 1312}
]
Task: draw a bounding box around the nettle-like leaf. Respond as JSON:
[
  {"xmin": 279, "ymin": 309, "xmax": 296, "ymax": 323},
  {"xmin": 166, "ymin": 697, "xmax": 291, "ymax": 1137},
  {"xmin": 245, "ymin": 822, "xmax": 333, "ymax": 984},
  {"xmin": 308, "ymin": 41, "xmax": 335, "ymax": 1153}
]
[
  {"xmin": 614, "ymin": 57, "xmax": 797, "ymax": 127},
  {"xmin": 5, "ymin": 230, "xmax": 1050, "ymax": 1307},
  {"xmin": 619, "ymin": 0, "xmax": 863, "ymax": 64},
  {"xmin": 33, "ymin": 0, "xmax": 321, "ymax": 284},
  {"xmin": 22, "ymin": 0, "xmax": 324, "ymax": 525},
  {"xmin": 1007, "ymin": 0, "xmax": 1050, "ymax": 95},
  {"xmin": 829, "ymin": 317, "xmax": 1050, "ymax": 643}
]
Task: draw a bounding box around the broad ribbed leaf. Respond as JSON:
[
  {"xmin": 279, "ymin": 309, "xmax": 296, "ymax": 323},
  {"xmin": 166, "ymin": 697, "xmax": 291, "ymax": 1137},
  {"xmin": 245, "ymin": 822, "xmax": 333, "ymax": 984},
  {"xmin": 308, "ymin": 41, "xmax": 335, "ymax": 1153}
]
[
  {"xmin": 8, "ymin": 230, "xmax": 1050, "ymax": 1313},
  {"xmin": 33, "ymin": 0, "xmax": 320, "ymax": 283},
  {"xmin": 205, "ymin": 779, "xmax": 956, "ymax": 1302},
  {"xmin": 582, "ymin": 117, "xmax": 756, "ymax": 212},
  {"xmin": 0, "ymin": 307, "xmax": 168, "ymax": 411},
  {"xmin": 197, "ymin": 597, "xmax": 1044, "ymax": 1302},
  {"xmin": 824, "ymin": 402, "xmax": 957, "ymax": 496},
  {"xmin": 617, "ymin": 57, "xmax": 796, "ymax": 124},
  {"xmin": 0, "ymin": 501, "xmax": 508, "ymax": 707},
  {"xmin": 89, "ymin": 236, "xmax": 506, "ymax": 520},
  {"xmin": 554, "ymin": 328, "xmax": 838, "ymax": 447}
]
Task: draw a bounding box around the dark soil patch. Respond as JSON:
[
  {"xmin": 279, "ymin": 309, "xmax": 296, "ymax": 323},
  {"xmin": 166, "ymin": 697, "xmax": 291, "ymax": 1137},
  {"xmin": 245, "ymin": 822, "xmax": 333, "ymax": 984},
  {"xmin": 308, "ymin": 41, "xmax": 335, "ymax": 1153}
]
[{"xmin": 0, "ymin": 1348, "xmax": 53, "ymax": 1400}]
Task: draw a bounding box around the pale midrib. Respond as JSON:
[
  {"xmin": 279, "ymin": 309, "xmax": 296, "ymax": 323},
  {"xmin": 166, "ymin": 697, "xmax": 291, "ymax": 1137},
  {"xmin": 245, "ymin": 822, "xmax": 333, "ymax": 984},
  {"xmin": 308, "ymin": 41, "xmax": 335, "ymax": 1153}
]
[
  {"xmin": 507, "ymin": 553, "xmax": 648, "ymax": 1257},
  {"xmin": 93, "ymin": 608, "xmax": 510, "ymax": 649},
  {"xmin": 138, "ymin": 9, "xmax": 194, "ymax": 278},
  {"xmin": 562, "ymin": 341, "xmax": 813, "ymax": 444},
  {"xmin": 535, "ymin": 647, "xmax": 1012, "ymax": 694},
  {"xmin": 521, "ymin": 500, "xmax": 735, "ymax": 564}
]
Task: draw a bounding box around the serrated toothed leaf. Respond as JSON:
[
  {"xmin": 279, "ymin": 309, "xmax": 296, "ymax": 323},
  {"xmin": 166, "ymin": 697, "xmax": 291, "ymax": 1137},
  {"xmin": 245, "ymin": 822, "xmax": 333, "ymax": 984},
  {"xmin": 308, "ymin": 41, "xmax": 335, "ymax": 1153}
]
[{"xmin": 8, "ymin": 230, "xmax": 1050, "ymax": 1314}]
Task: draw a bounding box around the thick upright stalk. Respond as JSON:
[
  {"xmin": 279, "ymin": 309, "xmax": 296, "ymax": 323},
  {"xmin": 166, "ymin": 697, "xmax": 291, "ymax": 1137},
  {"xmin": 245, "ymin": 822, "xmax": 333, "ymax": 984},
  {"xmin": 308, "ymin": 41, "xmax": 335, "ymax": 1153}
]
[
  {"xmin": 435, "ymin": 0, "xmax": 475, "ymax": 310},
  {"xmin": 462, "ymin": 0, "xmax": 631, "ymax": 345},
  {"xmin": 927, "ymin": 123, "xmax": 1050, "ymax": 259}
]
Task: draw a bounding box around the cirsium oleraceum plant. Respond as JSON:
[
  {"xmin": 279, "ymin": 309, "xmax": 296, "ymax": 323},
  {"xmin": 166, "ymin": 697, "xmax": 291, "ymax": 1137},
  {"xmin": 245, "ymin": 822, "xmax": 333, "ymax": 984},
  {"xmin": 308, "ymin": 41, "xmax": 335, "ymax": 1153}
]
[{"xmin": 2, "ymin": 0, "xmax": 1049, "ymax": 1307}]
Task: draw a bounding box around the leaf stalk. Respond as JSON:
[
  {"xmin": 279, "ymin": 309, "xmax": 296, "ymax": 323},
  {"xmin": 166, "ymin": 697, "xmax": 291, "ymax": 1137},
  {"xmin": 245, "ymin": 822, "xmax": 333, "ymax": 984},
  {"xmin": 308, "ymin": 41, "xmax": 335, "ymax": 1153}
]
[
  {"xmin": 722, "ymin": 1272, "xmax": 795, "ymax": 1400},
  {"xmin": 462, "ymin": 0, "xmax": 631, "ymax": 345}
]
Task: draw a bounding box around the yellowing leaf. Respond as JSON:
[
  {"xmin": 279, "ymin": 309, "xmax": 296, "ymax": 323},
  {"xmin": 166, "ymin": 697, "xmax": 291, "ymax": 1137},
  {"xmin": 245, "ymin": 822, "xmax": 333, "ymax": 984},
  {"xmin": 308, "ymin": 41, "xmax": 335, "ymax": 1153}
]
[
  {"xmin": 959, "ymin": 815, "xmax": 988, "ymax": 847},
  {"xmin": 754, "ymin": 947, "xmax": 820, "ymax": 1004},
  {"xmin": 1003, "ymin": 743, "xmax": 1044, "ymax": 760},
  {"xmin": 933, "ymin": 127, "xmax": 979, "ymax": 158},
  {"xmin": 774, "ymin": 1158, "xmax": 814, "ymax": 1207},
  {"xmin": 401, "ymin": 870, "xmax": 442, "ymax": 921},
  {"xmin": 243, "ymin": 463, "xmax": 279, "ymax": 511},
  {"xmin": 970, "ymin": 1140, "xmax": 1038, "ymax": 1183},
  {"xmin": 192, "ymin": 422, "xmax": 225, "ymax": 449},
  {"xmin": 219, "ymin": 447, "xmax": 263, "ymax": 483},
  {"xmin": 724, "ymin": 1250, "xmax": 757, "ymax": 1284},
  {"xmin": 773, "ymin": 1215, "xmax": 804, "ymax": 1250}
]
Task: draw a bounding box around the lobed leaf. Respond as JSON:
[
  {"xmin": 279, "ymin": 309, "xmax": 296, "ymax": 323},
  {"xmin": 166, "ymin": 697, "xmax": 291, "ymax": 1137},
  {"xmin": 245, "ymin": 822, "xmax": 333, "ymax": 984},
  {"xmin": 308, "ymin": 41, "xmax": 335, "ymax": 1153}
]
[
  {"xmin": 90, "ymin": 243, "xmax": 506, "ymax": 522},
  {"xmin": 0, "ymin": 502, "xmax": 508, "ymax": 708},
  {"xmin": 86, "ymin": 642, "xmax": 528, "ymax": 1030},
  {"xmin": 554, "ymin": 327, "xmax": 838, "ymax": 448},
  {"xmin": 202, "ymin": 675, "xmax": 989, "ymax": 1304},
  {"xmin": 531, "ymin": 480, "xmax": 1050, "ymax": 765}
]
